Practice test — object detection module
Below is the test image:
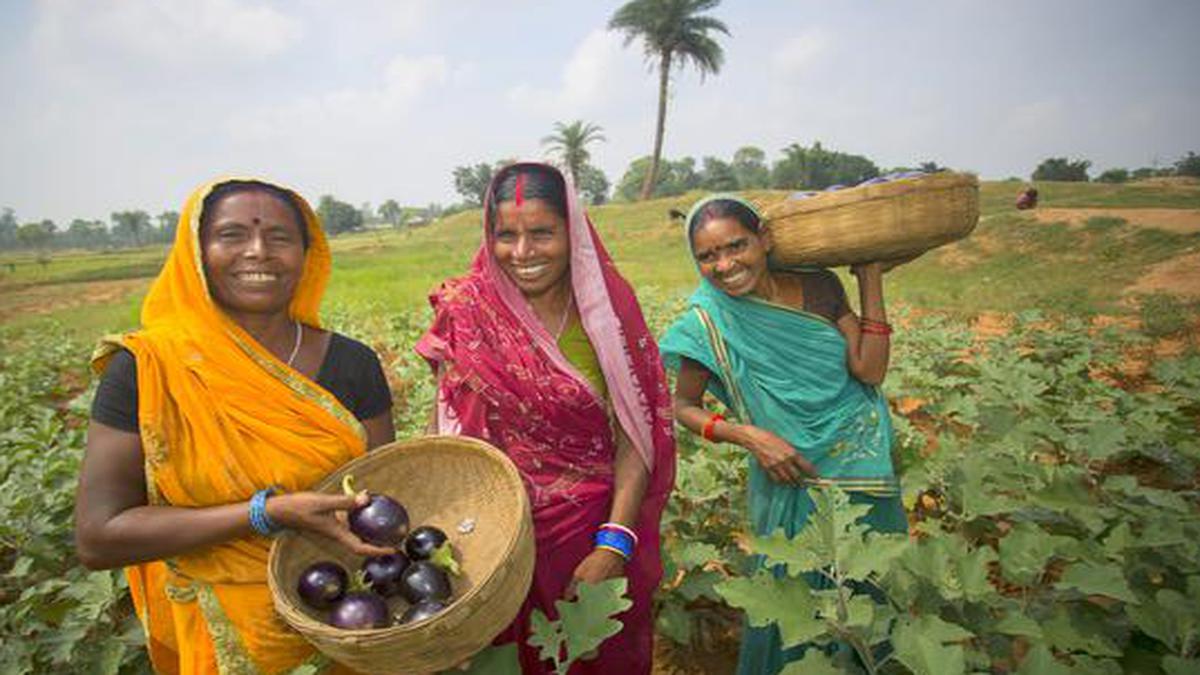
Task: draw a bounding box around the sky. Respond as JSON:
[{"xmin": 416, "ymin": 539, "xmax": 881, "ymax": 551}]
[{"xmin": 2, "ymin": 0, "xmax": 1198, "ymax": 224}]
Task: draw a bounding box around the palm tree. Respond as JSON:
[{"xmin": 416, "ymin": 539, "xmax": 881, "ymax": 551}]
[
  {"xmin": 609, "ymin": 0, "xmax": 728, "ymax": 200},
  {"xmin": 541, "ymin": 120, "xmax": 606, "ymax": 182}
]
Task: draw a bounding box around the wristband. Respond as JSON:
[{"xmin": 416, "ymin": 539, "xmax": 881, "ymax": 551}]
[
  {"xmin": 249, "ymin": 486, "xmax": 283, "ymax": 536},
  {"xmin": 593, "ymin": 528, "xmax": 635, "ymax": 560},
  {"xmin": 599, "ymin": 522, "xmax": 639, "ymax": 546},
  {"xmin": 701, "ymin": 412, "xmax": 725, "ymax": 441}
]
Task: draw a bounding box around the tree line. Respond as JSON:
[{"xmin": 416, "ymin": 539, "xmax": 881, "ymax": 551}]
[
  {"xmin": 1032, "ymin": 152, "xmax": 1200, "ymax": 183},
  {"xmin": 0, "ymin": 196, "xmax": 438, "ymax": 253}
]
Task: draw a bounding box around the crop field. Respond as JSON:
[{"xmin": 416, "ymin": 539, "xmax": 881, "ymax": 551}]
[{"xmin": 1, "ymin": 180, "xmax": 1199, "ymax": 673}]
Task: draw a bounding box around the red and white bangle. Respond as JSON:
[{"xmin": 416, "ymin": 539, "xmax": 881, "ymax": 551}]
[{"xmin": 701, "ymin": 412, "xmax": 725, "ymax": 441}]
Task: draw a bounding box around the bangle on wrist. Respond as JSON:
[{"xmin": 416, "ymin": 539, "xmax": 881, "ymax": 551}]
[
  {"xmin": 701, "ymin": 412, "xmax": 725, "ymax": 441},
  {"xmin": 860, "ymin": 318, "xmax": 893, "ymax": 336},
  {"xmin": 598, "ymin": 522, "xmax": 639, "ymax": 546},
  {"xmin": 593, "ymin": 528, "xmax": 635, "ymax": 560},
  {"xmin": 249, "ymin": 486, "xmax": 284, "ymax": 536}
]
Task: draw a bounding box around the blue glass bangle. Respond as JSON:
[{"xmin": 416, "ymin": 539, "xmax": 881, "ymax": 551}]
[
  {"xmin": 593, "ymin": 528, "xmax": 635, "ymax": 559},
  {"xmin": 249, "ymin": 486, "xmax": 282, "ymax": 536}
]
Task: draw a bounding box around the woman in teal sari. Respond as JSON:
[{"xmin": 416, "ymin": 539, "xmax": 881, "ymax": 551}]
[{"xmin": 659, "ymin": 196, "xmax": 906, "ymax": 675}]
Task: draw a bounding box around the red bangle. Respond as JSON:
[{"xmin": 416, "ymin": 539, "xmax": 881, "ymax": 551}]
[
  {"xmin": 860, "ymin": 318, "xmax": 893, "ymax": 336},
  {"xmin": 701, "ymin": 413, "xmax": 725, "ymax": 441}
]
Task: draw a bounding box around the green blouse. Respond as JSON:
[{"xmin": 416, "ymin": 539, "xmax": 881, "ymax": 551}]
[{"xmin": 557, "ymin": 319, "xmax": 608, "ymax": 400}]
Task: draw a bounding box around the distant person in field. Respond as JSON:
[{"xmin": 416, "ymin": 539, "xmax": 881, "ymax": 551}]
[
  {"xmin": 416, "ymin": 162, "xmax": 676, "ymax": 674},
  {"xmin": 74, "ymin": 178, "xmax": 395, "ymax": 674},
  {"xmin": 1016, "ymin": 186, "xmax": 1038, "ymax": 210},
  {"xmin": 659, "ymin": 196, "xmax": 907, "ymax": 675}
]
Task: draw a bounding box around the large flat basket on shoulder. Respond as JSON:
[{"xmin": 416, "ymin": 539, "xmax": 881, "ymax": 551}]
[
  {"xmin": 268, "ymin": 435, "xmax": 534, "ymax": 675},
  {"xmin": 763, "ymin": 172, "xmax": 980, "ymax": 268}
]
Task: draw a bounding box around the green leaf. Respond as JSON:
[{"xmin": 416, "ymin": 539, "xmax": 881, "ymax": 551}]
[
  {"xmin": 527, "ymin": 609, "xmax": 561, "ymax": 666},
  {"xmin": 1016, "ymin": 644, "xmax": 1071, "ymax": 675},
  {"xmin": 1129, "ymin": 588, "xmax": 1199, "ymax": 652},
  {"xmin": 1163, "ymin": 656, "xmax": 1200, "ymax": 675},
  {"xmin": 994, "ymin": 611, "xmax": 1044, "ymax": 639},
  {"xmin": 843, "ymin": 594, "xmax": 875, "ymax": 628},
  {"xmin": 892, "ymin": 617, "xmax": 967, "ymax": 675},
  {"xmin": 672, "ymin": 542, "xmax": 722, "ymax": 570},
  {"xmin": 655, "ymin": 601, "xmax": 693, "ymax": 645},
  {"xmin": 1042, "ymin": 607, "xmax": 1122, "ymax": 657},
  {"xmin": 843, "ymin": 531, "xmax": 909, "ymax": 580},
  {"xmin": 716, "ymin": 575, "xmax": 825, "ymax": 649},
  {"xmin": 998, "ymin": 522, "xmax": 1072, "ymax": 586},
  {"xmin": 460, "ymin": 644, "xmax": 521, "ymax": 675},
  {"xmin": 555, "ymin": 578, "xmax": 633, "ymax": 667},
  {"xmin": 780, "ymin": 649, "xmax": 842, "ymax": 675},
  {"xmin": 9, "ymin": 556, "xmax": 34, "ymax": 578},
  {"xmin": 1055, "ymin": 561, "xmax": 1138, "ymax": 604}
]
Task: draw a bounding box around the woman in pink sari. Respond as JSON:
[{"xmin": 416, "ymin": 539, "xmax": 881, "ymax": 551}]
[{"xmin": 416, "ymin": 162, "xmax": 675, "ymax": 673}]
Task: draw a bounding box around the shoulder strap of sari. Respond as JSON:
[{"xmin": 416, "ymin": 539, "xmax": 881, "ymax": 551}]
[{"xmin": 692, "ymin": 306, "xmax": 752, "ymax": 424}]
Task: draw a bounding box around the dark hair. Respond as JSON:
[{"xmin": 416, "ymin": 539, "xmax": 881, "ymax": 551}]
[
  {"xmin": 487, "ymin": 165, "xmax": 568, "ymax": 228},
  {"xmin": 200, "ymin": 180, "xmax": 310, "ymax": 249},
  {"xmin": 687, "ymin": 198, "xmax": 762, "ymax": 243}
]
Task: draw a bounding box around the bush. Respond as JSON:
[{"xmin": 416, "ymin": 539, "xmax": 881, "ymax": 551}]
[
  {"xmin": 1032, "ymin": 157, "xmax": 1091, "ymax": 182},
  {"xmin": 1138, "ymin": 292, "xmax": 1190, "ymax": 337},
  {"xmin": 1175, "ymin": 151, "xmax": 1200, "ymax": 178},
  {"xmin": 1096, "ymin": 168, "xmax": 1129, "ymax": 183}
]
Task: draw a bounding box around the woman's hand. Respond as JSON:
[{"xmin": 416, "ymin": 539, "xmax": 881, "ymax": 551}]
[
  {"xmin": 266, "ymin": 491, "xmax": 395, "ymax": 557},
  {"xmin": 732, "ymin": 424, "xmax": 818, "ymax": 484},
  {"xmin": 564, "ymin": 548, "xmax": 627, "ymax": 599}
]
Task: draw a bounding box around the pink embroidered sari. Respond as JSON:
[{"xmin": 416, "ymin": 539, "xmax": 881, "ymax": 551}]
[{"xmin": 416, "ymin": 162, "xmax": 676, "ymax": 674}]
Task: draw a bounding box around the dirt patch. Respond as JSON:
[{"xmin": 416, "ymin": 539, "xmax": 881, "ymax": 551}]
[
  {"xmin": 1126, "ymin": 251, "xmax": 1200, "ymax": 299},
  {"xmin": 0, "ymin": 277, "xmax": 149, "ymax": 323},
  {"xmin": 1032, "ymin": 208, "xmax": 1200, "ymax": 234}
]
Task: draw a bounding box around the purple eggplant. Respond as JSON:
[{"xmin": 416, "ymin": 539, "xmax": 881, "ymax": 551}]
[
  {"xmin": 296, "ymin": 561, "xmax": 348, "ymax": 610},
  {"xmin": 399, "ymin": 561, "xmax": 452, "ymax": 604},
  {"xmin": 342, "ymin": 475, "xmax": 409, "ymax": 547},
  {"xmin": 329, "ymin": 591, "xmax": 390, "ymax": 629},
  {"xmin": 361, "ymin": 552, "xmax": 410, "ymax": 597},
  {"xmin": 398, "ymin": 599, "xmax": 448, "ymax": 625},
  {"xmin": 404, "ymin": 525, "xmax": 460, "ymax": 576}
]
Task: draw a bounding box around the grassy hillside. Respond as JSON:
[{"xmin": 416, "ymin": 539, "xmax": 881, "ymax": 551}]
[{"xmin": 2, "ymin": 179, "xmax": 1198, "ymax": 336}]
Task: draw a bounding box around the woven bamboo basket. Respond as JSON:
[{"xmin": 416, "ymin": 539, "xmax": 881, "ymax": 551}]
[
  {"xmin": 763, "ymin": 172, "xmax": 980, "ymax": 268},
  {"xmin": 268, "ymin": 436, "xmax": 534, "ymax": 675}
]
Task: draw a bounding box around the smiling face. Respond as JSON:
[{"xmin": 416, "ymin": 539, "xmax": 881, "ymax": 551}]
[
  {"xmin": 691, "ymin": 216, "xmax": 773, "ymax": 298},
  {"xmin": 200, "ymin": 188, "xmax": 307, "ymax": 318},
  {"xmin": 491, "ymin": 198, "xmax": 571, "ymax": 300}
]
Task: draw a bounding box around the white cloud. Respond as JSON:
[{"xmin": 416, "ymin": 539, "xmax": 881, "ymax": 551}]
[
  {"xmin": 505, "ymin": 30, "xmax": 640, "ymax": 118},
  {"xmin": 227, "ymin": 53, "xmax": 450, "ymax": 142},
  {"xmin": 32, "ymin": 0, "xmax": 304, "ymax": 67}
]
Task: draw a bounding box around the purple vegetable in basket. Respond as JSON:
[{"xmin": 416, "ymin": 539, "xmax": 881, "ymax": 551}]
[
  {"xmin": 342, "ymin": 475, "xmax": 409, "ymax": 547},
  {"xmin": 361, "ymin": 552, "xmax": 410, "ymax": 597},
  {"xmin": 296, "ymin": 561, "xmax": 348, "ymax": 610},
  {"xmin": 399, "ymin": 561, "xmax": 452, "ymax": 604},
  {"xmin": 404, "ymin": 526, "xmax": 460, "ymax": 576},
  {"xmin": 329, "ymin": 591, "xmax": 390, "ymax": 629},
  {"xmin": 398, "ymin": 599, "xmax": 448, "ymax": 625}
]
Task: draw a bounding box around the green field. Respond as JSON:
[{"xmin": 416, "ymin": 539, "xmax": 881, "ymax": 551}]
[{"xmin": 3, "ymin": 179, "xmax": 1199, "ymax": 338}]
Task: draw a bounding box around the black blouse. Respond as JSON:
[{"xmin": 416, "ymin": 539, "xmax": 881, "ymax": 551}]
[{"xmin": 91, "ymin": 332, "xmax": 392, "ymax": 432}]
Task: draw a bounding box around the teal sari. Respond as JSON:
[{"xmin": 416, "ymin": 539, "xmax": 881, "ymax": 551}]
[{"xmin": 660, "ymin": 279, "xmax": 907, "ymax": 675}]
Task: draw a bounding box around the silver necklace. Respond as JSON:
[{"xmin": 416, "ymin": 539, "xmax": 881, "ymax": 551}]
[
  {"xmin": 285, "ymin": 320, "xmax": 303, "ymax": 367},
  {"xmin": 554, "ymin": 294, "xmax": 574, "ymax": 340}
]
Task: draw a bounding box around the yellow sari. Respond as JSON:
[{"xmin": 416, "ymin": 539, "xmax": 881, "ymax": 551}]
[{"xmin": 92, "ymin": 177, "xmax": 366, "ymax": 674}]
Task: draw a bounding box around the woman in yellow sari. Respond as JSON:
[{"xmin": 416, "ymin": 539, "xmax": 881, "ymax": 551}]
[{"xmin": 73, "ymin": 177, "xmax": 396, "ymax": 674}]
